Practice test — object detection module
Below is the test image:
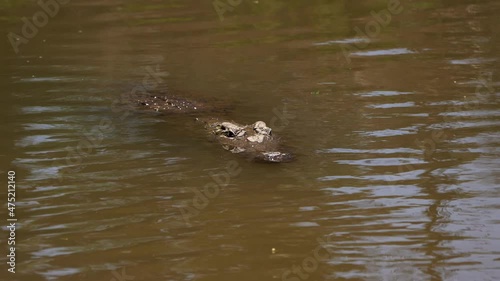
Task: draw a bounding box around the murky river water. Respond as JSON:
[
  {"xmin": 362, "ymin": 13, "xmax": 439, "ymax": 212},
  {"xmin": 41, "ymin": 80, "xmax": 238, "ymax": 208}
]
[{"xmin": 1, "ymin": 0, "xmax": 500, "ymax": 280}]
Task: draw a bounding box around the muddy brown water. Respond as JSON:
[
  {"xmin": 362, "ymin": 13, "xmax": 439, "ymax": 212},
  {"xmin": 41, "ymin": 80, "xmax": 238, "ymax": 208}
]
[{"xmin": 1, "ymin": 1, "xmax": 500, "ymax": 280}]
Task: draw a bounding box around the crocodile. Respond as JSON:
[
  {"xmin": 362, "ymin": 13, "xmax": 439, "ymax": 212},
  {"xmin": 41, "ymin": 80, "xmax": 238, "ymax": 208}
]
[
  {"xmin": 136, "ymin": 93, "xmax": 293, "ymax": 163},
  {"xmin": 138, "ymin": 94, "xmax": 204, "ymax": 113}
]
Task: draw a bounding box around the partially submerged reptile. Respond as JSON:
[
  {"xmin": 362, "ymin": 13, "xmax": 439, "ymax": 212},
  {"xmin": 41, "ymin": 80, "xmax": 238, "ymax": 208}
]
[
  {"xmin": 139, "ymin": 94, "xmax": 204, "ymax": 113},
  {"xmin": 137, "ymin": 94, "xmax": 293, "ymax": 163}
]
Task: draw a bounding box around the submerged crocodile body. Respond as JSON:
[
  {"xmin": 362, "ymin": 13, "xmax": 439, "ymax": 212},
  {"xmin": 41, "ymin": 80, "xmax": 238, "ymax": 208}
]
[
  {"xmin": 139, "ymin": 95, "xmax": 203, "ymax": 113},
  {"xmin": 136, "ymin": 94, "xmax": 293, "ymax": 163}
]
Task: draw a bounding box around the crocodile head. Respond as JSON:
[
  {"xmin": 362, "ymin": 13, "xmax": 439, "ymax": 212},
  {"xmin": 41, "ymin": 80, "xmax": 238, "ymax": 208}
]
[{"xmin": 214, "ymin": 122, "xmax": 246, "ymax": 138}]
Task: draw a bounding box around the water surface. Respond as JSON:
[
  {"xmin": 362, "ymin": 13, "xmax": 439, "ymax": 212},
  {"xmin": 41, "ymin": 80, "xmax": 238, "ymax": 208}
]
[{"xmin": 1, "ymin": 0, "xmax": 499, "ymax": 280}]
